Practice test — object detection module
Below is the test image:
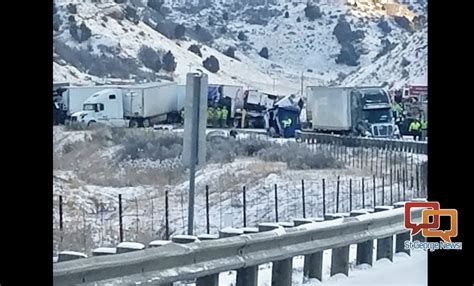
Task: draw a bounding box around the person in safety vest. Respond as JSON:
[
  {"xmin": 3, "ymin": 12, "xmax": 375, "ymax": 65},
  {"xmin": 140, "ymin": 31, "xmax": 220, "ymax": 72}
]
[
  {"xmin": 216, "ymin": 107, "xmax": 223, "ymax": 128},
  {"xmin": 409, "ymin": 119, "xmax": 422, "ymax": 141},
  {"xmin": 180, "ymin": 108, "xmax": 185, "ymax": 124},
  {"xmin": 207, "ymin": 107, "xmax": 214, "ymax": 127},
  {"xmin": 391, "ymin": 101, "xmax": 403, "ymax": 120},
  {"xmin": 420, "ymin": 118, "xmax": 428, "ymax": 141},
  {"xmin": 221, "ymin": 106, "xmax": 229, "ymax": 128}
]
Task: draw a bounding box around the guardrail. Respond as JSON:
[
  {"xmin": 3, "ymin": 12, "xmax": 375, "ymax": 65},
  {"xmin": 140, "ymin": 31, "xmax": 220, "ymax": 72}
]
[
  {"xmin": 53, "ymin": 206, "xmax": 422, "ymax": 286},
  {"xmin": 295, "ymin": 131, "xmax": 428, "ymax": 154}
]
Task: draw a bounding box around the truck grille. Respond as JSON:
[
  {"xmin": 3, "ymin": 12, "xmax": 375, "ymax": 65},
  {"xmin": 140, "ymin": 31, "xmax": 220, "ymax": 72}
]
[{"xmin": 373, "ymin": 124, "xmax": 393, "ymax": 137}]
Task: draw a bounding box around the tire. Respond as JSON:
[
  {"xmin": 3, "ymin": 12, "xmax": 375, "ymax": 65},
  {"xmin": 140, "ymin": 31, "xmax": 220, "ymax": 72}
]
[
  {"xmin": 142, "ymin": 119, "xmax": 151, "ymax": 128},
  {"xmin": 129, "ymin": 119, "xmax": 139, "ymax": 128},
  {"xmin": 87, "ymin": 121, "xmax": 97, "ymax": 129}
]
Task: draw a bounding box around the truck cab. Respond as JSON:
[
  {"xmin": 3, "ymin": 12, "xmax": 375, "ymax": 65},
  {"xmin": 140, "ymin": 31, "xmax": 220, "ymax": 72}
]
[
  {"xmin": 70, "ymin": 89, "xmax": 128, "ymax": 127},
  {"xmin": 355, "ymin": 87, "xmax": 400, "ymax": 138}
]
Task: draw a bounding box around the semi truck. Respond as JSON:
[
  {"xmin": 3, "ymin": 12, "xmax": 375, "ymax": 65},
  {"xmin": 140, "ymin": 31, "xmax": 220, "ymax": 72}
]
[
  {"xmin": 70, "ymin": 82, "xmax": 180, "ymax": 128},
  {"xmin": 305, "ymin": 86, "xmax": 400, "ymax": 138}
]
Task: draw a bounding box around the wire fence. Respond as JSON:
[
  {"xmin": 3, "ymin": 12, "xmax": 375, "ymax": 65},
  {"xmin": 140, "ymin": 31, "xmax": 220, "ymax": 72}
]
[{"xmin": 53, "ymin": 163, "xmax": 427, "ymax": 255}]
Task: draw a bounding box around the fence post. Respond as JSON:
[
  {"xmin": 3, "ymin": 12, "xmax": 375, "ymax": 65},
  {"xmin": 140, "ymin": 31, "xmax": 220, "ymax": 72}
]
[
  {"xmin": 135, "ymin": 198, "xmax": 139, "ymax": 237},
  {"xmin": 397, "ymin": 171, "xmax": 401, "ymax": 202},
  {"xmin": 390, "ymin": 169, "xmax": 393, "ymax": 205},
  {"xmin": 351, "ymin": 210, "xmax": 373, "ymax": 266},
  {"xmin": 349, "ymin": 179, "xmax": 352, "ymax": 212},
  {"xmin": 165, "ymin": 190, "xmax": 169, "ymax": 240},
  {"xmin": 322, "ymin": 179, "xmax": 326, "ymax": 218},
  {"xmin": 151, "ymin": 198, "xmax": 154, "ymax": 234},
  {"xmin": 302, "ymin": 180, "xmax": 306, "ymax": 218},
  {"xmin": 416, "ymin": 165, "xmax": 420, "ymax": 198},
  {"xmin": 382, "ymin": 176, "xmax": 385, "ymax": 205},
  {"xmin": 118, "ymin": 194, "xmax": 123, "ymax": 243},
  {"xmin": 375, "ymin": 148, "xmax": 379, "ymax": 176},
  {"xmin": 243, "ymin": 186, "xmax": 247, "ymax": 228},
  {"xmin": 362, "ymin": 178, "xmax": 365, "ymax": 209},
  {"xmin": 373, "ymin": 175, "xmax": 376, "ymax": 207},
  {"xmin": 402, "ymin": 170, "xmax": 406, "ymax": 201},
  {"xmin": 370, "ymin": 148, "xmax": 374, "ymax": 172},
  {"xmin": 336, "ymin": 177, "xmax": 340, "ymax": 213},
  {"xmin": 206, "ymin": 185, "xmax": 210, "ymax": 234},
  {"xmin": 274, "ymin": 184, "xmax": 279, "ymax": 223}
]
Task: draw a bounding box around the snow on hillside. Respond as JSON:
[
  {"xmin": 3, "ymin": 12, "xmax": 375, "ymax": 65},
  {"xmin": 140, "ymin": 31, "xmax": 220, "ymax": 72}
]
[{"xmin": 53, "ymin": 0, "xmax": 427, "ymax": 93}]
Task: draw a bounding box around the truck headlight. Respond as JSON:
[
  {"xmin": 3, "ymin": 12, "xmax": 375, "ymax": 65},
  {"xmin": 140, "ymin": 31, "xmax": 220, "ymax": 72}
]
[{"xmin": 394, "ymin": 125, "xmax": 400, "ymax": 135}]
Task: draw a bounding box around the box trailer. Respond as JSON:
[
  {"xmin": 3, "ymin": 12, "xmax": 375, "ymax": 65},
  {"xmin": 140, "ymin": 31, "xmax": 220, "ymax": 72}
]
[{"xmin": 70, "ymin": 82, "xmax": 180, "ymax": 128}]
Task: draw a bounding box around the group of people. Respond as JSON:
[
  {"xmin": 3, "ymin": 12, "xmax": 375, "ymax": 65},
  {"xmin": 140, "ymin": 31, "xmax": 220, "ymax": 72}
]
[
  {"xmin": 180, "ymin": 105, "xmax": 229, "ymax": 128},
  {"xmin": 391, "ymin": 100, "xmax": 428, "ymax": 141},
  {"xmin": 408, "ymin": 118, "xmax": 428, "ymax": 141},
  {"xmin": 207, "ymin": 106, "xmax": 229, "ymax": 128}
]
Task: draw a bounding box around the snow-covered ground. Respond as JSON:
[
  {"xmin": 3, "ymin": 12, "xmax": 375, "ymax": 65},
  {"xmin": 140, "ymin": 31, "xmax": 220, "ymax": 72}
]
[
  {"xmin": 212, "ymin": 249, "xmax": 427, "ymax": 286},
  {"xmin": 53, "ymin": 126, "xmax": 427, "ymax": 255}
]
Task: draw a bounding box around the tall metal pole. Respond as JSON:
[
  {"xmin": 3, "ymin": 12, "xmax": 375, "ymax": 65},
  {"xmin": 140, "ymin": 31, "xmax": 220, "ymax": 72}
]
[
  {"xmin": 188, "ymin": 74, "xmax": 201, "ymax": 235},
  {"xmin": 300, "ymin": 71, "xmax": 304, "ymax": 97}
]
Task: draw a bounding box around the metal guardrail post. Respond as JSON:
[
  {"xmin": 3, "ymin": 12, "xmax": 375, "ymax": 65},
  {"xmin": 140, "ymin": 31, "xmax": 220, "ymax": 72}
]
[
  {"xmin": 293, "ymin": 218, "xmax": 323, "ymax": 281},
  {"xmin": 393, "ymin": 203, "xmax": 411, "ymax": 256},
  {"xmin": 258, "ymin": 223, "xmax": 292, "ymax": 286},
  {"xmin": 350, "ymin": 210, "xmax": 373, "ymax": 266},
  {"xmin": 217, "ymin": 227, "xmax": 256, "ymax": 286},
  {"xmin": 326, "ymin": 215, "xmax": 350, "ymax": 276},
  {"xmin": 374, "ymin": 206, "xmax": 394, "ymax": 262}
]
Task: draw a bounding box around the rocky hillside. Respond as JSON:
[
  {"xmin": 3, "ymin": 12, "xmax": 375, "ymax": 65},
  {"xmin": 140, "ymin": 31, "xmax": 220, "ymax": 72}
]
[{"xmin": 53, "ymin": 0, "xmax": 427, "ymax": 94}]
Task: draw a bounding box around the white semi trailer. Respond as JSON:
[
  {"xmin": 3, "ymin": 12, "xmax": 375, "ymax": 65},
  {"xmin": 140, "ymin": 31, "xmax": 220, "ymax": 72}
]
[{"xmin": 70, "ymin": 82, "xmax": 180, "ymax": 127}]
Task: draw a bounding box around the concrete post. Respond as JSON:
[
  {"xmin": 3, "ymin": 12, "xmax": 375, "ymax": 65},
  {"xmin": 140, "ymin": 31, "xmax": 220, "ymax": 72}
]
[
  {"xmin": 326, "ymin": 215, "xmax": 350, "ymax": 276},
  {"xmin": 351, "ymin": 210, "xmax": 373, "ymax": 266},
  {"xmin": 258, "ymin": 223, "xmax": 292, "ymax": 286},
  {"xmin": 393, "ymin": 202, "xmax": 411, "ymax": 255},
  {"xmin": 374, "ymin": 206, "xmax": 394, "ymax": 262}
]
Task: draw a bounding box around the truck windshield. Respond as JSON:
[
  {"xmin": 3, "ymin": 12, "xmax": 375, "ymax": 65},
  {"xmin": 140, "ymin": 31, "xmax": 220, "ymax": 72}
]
[
  {"xmin": 83, "ymin": 104, "xmax": 96, "ymax": 111},
  {"xmin": 360, "ymin": 89, "xmax": 389, "ymax": 104},
  {"xmin": 363, "ymin": 108, "xmax": 392, "ymax": 123}
]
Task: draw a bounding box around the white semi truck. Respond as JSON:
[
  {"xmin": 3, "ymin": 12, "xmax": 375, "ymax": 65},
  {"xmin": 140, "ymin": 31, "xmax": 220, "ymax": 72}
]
[
  {"xmin": 70, "ymin": 82, "xmax": 181, "ymax": 127},
  {"xmin": 305, "ymin": 86, "xmax": 401, "ymax": 138},
  {"xmin": 61, "ymin": 86, "xmax": 116, "ymax": 117}
]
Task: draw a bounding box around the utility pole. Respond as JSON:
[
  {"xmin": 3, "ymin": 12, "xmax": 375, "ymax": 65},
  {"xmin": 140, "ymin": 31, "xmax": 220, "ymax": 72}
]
[{"xmin": 300, "ymin": 71, "xmax": 304, "ymax": 97}]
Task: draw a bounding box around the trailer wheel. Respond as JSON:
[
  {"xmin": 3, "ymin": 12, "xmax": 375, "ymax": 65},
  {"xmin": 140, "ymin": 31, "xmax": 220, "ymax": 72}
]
[
  {"xmin": 129, "ymin": 119, "xmax": 139, "ymax": 128},
  {"xmin": 142, "ymin": 119, "xmax": 151, "ymax": 128}
]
